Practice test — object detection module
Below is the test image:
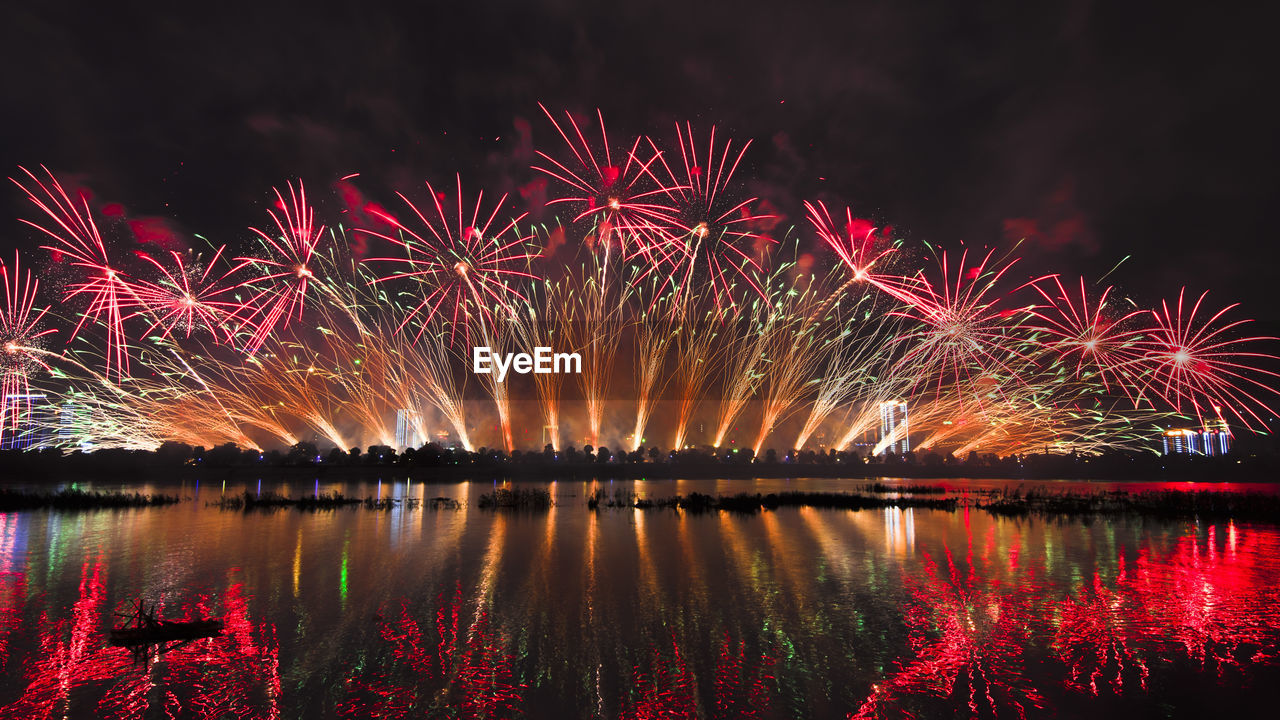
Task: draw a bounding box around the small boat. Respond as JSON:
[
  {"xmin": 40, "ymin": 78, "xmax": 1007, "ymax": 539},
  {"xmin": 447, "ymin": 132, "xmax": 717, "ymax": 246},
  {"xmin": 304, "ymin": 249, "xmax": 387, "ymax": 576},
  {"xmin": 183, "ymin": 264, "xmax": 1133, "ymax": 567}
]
[{"xmin": 108, "ymin": 599, "xmax": 224, "ymax": 648}]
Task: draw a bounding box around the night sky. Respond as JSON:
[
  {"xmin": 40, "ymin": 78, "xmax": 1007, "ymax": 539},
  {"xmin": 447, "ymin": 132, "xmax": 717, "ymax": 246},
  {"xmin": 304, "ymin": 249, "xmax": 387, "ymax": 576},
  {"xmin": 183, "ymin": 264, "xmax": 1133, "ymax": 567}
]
[{"xmin": 2, "ymin": 1, "xmax": 1277, "ymax": 321}]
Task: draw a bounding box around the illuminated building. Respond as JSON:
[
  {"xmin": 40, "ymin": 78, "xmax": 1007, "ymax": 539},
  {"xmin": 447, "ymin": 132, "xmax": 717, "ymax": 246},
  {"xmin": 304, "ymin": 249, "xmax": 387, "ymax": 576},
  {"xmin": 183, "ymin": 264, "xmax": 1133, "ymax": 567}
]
[
  {"xmin": 394, "ymin": 409, "xmax": 422, "ymax": 451},
  {"xmin": 1, "ymin": 393, "xmax": 54, "ymax": 450},
  {"xmin": 1162, "ymin": 426, "xmax": 1231, "ymax": 456},
  {"xmin": 58, "ymin": 401, "xmax": 90, "ymax": 446},
  {"xmin": 878, "ymin": 400, "xmax": 910, "ymax": 455}
]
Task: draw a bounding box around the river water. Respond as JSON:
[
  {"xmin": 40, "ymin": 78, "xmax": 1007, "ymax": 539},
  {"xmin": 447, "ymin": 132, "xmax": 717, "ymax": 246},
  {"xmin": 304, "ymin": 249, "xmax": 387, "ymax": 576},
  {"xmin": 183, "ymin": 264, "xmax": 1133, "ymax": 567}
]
[{"xmin": 1, "ymin": 476, "xmax": 1279, "ymax": 718}]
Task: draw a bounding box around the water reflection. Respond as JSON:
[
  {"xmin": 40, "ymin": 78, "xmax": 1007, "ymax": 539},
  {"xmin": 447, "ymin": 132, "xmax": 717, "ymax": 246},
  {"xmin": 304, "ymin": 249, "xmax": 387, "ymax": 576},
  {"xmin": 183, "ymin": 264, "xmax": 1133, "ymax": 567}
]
[
  {"xmin": 0, "ymin": 556, "xmax": 280, "ymax": 719},
  {"xmin": 0, "ymin": 480, "xmax": 1277, "ymax": 718}
]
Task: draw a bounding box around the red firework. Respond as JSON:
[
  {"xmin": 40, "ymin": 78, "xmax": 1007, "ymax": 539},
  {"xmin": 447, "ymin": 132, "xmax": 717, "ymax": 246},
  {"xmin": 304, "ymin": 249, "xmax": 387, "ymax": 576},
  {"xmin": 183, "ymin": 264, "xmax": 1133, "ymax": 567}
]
[
  {"xmin": 806, "ymin": 200, "xmax": 902, "ymax": 293},
  {"xmin": 231, "ymin": 181, "xmax": 325, "ymax": 355},
  {"xmin": 1025, "ymin": 276, "xmax": 1148, "ymax": 401},
  {"xmin": 533, "ymin": 105, "xmax": 678, "ymax": 263},
  {"xmin": 1, "ymin": 252, "xmax": 56, "ymax": 446},
  {"xmin": 1137, "ymin": 289, "xmax": 1280, "ymax": 430},
  {"xmin": 120, "ymin": 247, "xmax": 241, "ymax": 342},
  {"xmin": 649, "ymin": 123, "xmax": 775, "ymax": 307},
  {"xmin": 11, "ymin": 166, "xmax": 131, "ymax": 380},
  {"xmin": 889, "ymin": 247, "xmax": 1041, "ymax": 402},
  {"xmin": 360, "ymin": 176, "xmax": 536, "ymax": 342}
]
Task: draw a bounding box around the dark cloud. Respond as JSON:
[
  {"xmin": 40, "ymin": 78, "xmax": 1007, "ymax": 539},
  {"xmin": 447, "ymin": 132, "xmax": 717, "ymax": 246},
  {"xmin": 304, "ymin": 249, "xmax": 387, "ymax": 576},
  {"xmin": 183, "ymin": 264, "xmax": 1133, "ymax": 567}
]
[{"xmin": 1, "ymin": 0, "xmax": 1277, "ymax": 319}]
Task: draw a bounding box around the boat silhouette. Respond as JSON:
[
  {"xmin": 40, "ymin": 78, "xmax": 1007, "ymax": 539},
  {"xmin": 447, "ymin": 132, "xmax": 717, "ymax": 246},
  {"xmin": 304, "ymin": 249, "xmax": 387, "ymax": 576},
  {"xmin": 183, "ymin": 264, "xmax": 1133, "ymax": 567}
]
[{"xmin": 109, "ymin": 599, "xmax": 224, "ymax": 650}]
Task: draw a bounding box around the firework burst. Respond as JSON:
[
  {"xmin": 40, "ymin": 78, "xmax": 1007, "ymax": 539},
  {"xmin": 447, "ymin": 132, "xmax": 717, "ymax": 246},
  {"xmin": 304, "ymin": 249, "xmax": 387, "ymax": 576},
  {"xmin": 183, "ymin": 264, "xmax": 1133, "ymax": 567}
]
[
  {"xmin": 361, "ymin": 176, "xmax": 535, "ymax": 344},
  {"xmin": 1024, "ymin": 276, "xmax": 1148, "ymax": 402},
  {"xmin": 1137, "ymin": 289, "xmax": 1280, "ymax": 430},
  {"xmin": 11, "ymin": 166, "xmax": 132, "ymax": 380},
  {"xmin": 533, "ymin": 105, "xmax": 678, "ymax": 265},
  {"xmin": 651, "ymin": 123, "xmax": 774, "ymax": 309},
  {"xmin": 231, "ymin": 180, "xmax": 326, "ymax": 355},
  {"xmin": 1, "ymin": 252, "xmax": 56, "ymax": 446},
  {"xmin": 122, "ymin": 247, "xmax": 241, "ymax": 342},
  {"xmin": 889, "ymin": 247, "xmax": 1040, "ymax": 407}
]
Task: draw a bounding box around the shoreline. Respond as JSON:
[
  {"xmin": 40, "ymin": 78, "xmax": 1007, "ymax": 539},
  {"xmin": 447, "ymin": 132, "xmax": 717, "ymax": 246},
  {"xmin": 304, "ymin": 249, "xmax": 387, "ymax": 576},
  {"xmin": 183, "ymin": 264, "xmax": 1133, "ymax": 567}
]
[
  {"xmin": 5, "ymin": 483, "xmax": 1280, "ymax": 523},
  {"xmin": 4, "ymin": 457, "xmax": 1280, "ymax": 485}
]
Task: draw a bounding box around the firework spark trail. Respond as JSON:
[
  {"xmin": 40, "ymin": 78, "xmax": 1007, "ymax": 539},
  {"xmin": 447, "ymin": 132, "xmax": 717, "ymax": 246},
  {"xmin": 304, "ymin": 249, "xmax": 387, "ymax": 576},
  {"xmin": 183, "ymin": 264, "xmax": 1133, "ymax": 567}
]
[
  {"xmin": 793, "ymin": 302, "xmax": 906, "ymax": 450},
  {"xmin": 378, "ymin": 338, "xmax": 432, "ymax": 448},
  {"xmin": 515, "ymin": 279, "xmax": 565, "ymax": 450},
  {"xmin": 886, "ymin": 247, "xmax": 1042, "ymax": 412},
  {"xmin": 807, "ymin": 200, "xmax": 921, "ymax": 309},
  {"xmin": 747, "ymin": 262, "xmax": 851, "ymax": 455},
  {"xmin": 404, "ymin": 327, "xmax": 473, "ymax": 451},
  {"xmin": 649, "ymin": 123, "xmax": 775, "ymax": 310},
  {"xmin": 324, "ymin": 243, "xmax": 441, "ymax": 448},
  {"xmin": 1133, "ymin": 288, "xmax": 1280, "ymax": 431},
  {"xmin": 559, "ymin": 262, "xmax": 628, "ymax": 449},
  {"xmin": 361, "ymin": 176, "xmax": 536, "ymax": 345},
  {"xmin": 833, "ymin": 369, "xmax": 917, "ymax": 453},
  {"xmin": 31, "ymin": 344, "xmax": 169, "ymax": 450},
  {"xmin": 12, "ymin": 166, "xmax": 133, "ymax": 381},
  {"xmin": 629, "ymin": 276, "xmax": 675, "ymax": 452},
  {"xmin": 312, "ymin": 314, "xmax": 396, "ymax": 449},
  {"xmin": 710, "ymin": 306, "xmax": 769, "ymax": 449},
  {"xmin": 751, "ymin": 314, "xmax": 829, "ymax": 455},
  {"xmin": 533, "ymin": 105, "xmax": 679, "ymax": 268},
  {"xmin": 232, "ymin": 180, "xmax": 326, "ymax": 356},
  {"xmin": 198, "ymin": 365, "xmax": 300, "ymax": 448},
  {"xmin": 150, "ymin": 348, "xmax": 263, "ymax": 451},
  {"xmin": 670, "ymin": 295, "xmax": 723, "ymax": 450},
  {"xmin": 248, "ymin": 338, "xmax": 348, "ymax": 450},
  {"xmin": 472, "ymin": 308, "xmax": 520, "ymax": 452}
]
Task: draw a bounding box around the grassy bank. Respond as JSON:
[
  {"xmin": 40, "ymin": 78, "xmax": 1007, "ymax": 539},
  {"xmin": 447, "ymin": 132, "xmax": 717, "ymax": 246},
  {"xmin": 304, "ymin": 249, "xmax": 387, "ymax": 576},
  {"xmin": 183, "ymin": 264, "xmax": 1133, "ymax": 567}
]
[{"xmin": 0, "ymin": 488, "xmax": 183, "ymax": 511}]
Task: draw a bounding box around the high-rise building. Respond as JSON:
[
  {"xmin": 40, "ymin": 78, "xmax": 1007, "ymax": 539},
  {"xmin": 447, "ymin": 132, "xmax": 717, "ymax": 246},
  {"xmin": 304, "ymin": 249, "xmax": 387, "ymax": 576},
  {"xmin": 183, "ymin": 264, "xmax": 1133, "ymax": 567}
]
[
  {"xmin": 1161, "ymin": 428, "xmax": 1200, "ymax": 455},
  {"xmin": 1162, "ymin": 426, "xmax": 1231, "ymax": 456},
  {"xmin": 878, "ymin": 400, "xmax": 910, "ymax": 456},
  {"xmin": 394, "ymin": 409, "xmax": 423, "ymax": 451},
  {"xmin": 58, "ymin": 401, "xmax": 90, "ymax": 446},
  {"xmin": 1, "ymin": 393, "xmax": 54, "ymax": 450}
]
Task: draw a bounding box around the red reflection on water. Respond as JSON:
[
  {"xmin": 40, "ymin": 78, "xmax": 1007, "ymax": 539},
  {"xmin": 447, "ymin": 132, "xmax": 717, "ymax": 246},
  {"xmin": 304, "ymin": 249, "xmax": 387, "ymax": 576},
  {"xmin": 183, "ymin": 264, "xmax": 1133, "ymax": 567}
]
[
  {"xmin": 150, "ymin": 583, "xmax": 282, "ymax": 719},
  {"xmin": 711, "ymin": 631, "xmax": 776, "ymax": 720},
  {"xmin": 1122, "ymin": 525, "xmax": 1280, "ymax": 672},
  {"xmin": 0, "ymin": 560, "xmax": 280, "ymax": 720},
  {"xmin": 1053, "ymin": 568, "xmax": 1150, "ymax": 696},
  {"xmin": 0, "ymin": 514, "xmax": 25, "ymax": 672},
  {"xmin": 856, "ymin": 522, "xmax": 1280, "ymax": 717},
  {"xmin": 338, "ymin": 583, "xmax": 525, "ymax": 719},
  {"xmin": 618, "ymin": 631, "xmax": 777, "ymax": 720},
  {"xmin": 0, "ymin": 556, "xmax": 132, "ymax": 719},
  {"xmin": 852, "ymin": 543, "xmax": 1047, "ymax": 719},
  {"xmin": 620, "ymin": 634, "xmax": 698, "ymax": 720},
  {"xmin": 1051, "ymin": 524, "xmax": 1280, "ymax": 701}
]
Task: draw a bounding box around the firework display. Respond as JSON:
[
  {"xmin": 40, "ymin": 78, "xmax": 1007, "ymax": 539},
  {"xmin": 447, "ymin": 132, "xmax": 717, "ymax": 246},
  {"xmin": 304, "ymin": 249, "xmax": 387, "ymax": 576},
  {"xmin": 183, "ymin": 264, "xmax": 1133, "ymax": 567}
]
[{"xmin": 2, "ymin": 111, "xmax": 1276, "ymax": 456}]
